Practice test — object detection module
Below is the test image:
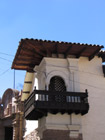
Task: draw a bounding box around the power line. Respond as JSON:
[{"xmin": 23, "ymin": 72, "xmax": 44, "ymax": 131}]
[
  {"xmin": 40, "ymin": 63, "xmax": 104, "ymax": 77},
  {"xmin": 0, "ymin": 56, "xmax": 12, "ymax": 62},
  {"xmin": 0, "ymin": 68, "xmax": 11, "ymax": 76},
  {"xmin": 35, "ymin": 69, "xmax": 105, "ymax": 91},
  {"xmin": 0, "ymin": 52, "xmax": 14, "ymax": 57}
]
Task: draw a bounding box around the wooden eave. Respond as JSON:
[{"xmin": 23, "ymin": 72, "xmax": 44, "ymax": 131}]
[
  {"xmin": 102, "ymin": 65, "xmax": 105, "ymax": 77},
  {"xmin": 12, "ymin": 39, "xmax": 104, "ymax": 72},
  {"xmin": 98, "ymin": 51, "xmax": 105, "ymax": 62}
]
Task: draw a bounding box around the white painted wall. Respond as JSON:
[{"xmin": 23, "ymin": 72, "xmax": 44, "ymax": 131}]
[
  {"xmin": 33, "ymin": 56, "xmax": 105, "ymax": 140},
  {"xmin": 78, "ymin": 56, "xmax": 105, "ymax": 140},
  {"xmin": 35, "ymin": 57, "xmax": 82, "ymax": 139},
  {"xmin": 24, "ymin": 120, "xmax": 38, "ymax": 136}
]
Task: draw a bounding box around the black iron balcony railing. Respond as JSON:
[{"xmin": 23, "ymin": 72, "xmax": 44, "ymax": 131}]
[{"xmin": 24, "ymin": 90, "xmax": 89, "ymax": 120}]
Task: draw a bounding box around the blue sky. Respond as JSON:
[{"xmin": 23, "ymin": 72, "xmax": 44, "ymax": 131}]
[{"xmin": 0, "ymin": 0, "xmax": 105, "ymax": 97}]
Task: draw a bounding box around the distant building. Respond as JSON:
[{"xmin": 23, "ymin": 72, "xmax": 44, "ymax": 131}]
[
  {"xmin": 12, "ymin": 39, "xmax": 105, "ymax": 140},
  {"xmin": 0, "ymin": 88, "xmax": 25, "ymax": 140}
]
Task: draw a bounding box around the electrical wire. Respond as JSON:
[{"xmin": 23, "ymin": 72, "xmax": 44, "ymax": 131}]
[
  {"xmin": 0, "ymin": 68, "xmax": 11, "ymax": 76},
  {"xmin": 0, "ymin": 56, "xmax": 12, "ymax": 62},
  {"xmin": 0, "ymin": 52, "xmax": 13, "ymax": 77},
  {"xmin": 0, "ymin": 56, "xmax": 12, "ymax": 77},
  {"xmin": 35, "ymin": 69, "xmax": 105, "ymax": 91},
  {"xmin": 0, "ymin": 52, "xmax": 14, "ymax": 57},
  {"xmin": 0, "ymin": 58, "xmax": 104, "ymax": 90},
  {"xmin": 38, "ymin": 63, "xmax": 104, "ymax": 77}
]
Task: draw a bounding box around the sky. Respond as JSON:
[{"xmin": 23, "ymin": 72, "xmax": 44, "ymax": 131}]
[{"xmin": 0, "ymin": 0, "xmax": 105, "ymax": 97}]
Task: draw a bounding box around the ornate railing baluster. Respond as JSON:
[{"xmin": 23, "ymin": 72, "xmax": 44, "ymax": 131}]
[{"xmin": 24, "ymin": 89, "xmax": 89, "ymax": 120}]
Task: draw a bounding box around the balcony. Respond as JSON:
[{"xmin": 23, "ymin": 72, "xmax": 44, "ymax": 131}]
[{"xmin": 24, "ymin": 90, "xmax": 89, "ymax": 120}]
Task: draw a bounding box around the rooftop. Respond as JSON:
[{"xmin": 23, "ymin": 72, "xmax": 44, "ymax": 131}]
[{"xmin": 12, "ymin": 39, "xmax": 104, "ymax": 72}]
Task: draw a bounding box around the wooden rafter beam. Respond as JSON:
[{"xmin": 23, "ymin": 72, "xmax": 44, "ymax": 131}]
[
  {"xmin": 15, "ymin": 58, "xmax": 40, "ymax": 66},
  {"xmin": 12, "ymin": 64, "xmax": 34, "ymax": 71},
  {"xmin": 54, "ymin": 43, "xmax": 58, "ymax": 57},
  {"xmin": 21, "ymin": 47, "xmax": 36, "ymax": 56},
  {"xmin": 64, "ymin": 45, "xmax": 72, "ymax": 58},
  {"xmin": 17, "ymin": 56, "xmax": 41, "ymax": 62},
  {"xmin": 24, "ymin": 41, "xmax": 46, "ymax": 57},
  {"xmin": 14, "ymin": 63, "xmax": 35, "ymax": 67},
  {"xmin": 98, "ymin": 52, "xmax": 105, "ymax": 62},
  {"xmin": 40, "ymin": 42, "xmax": 52, "ymax": 57},
  {"xmin": 89, "ymin": 48, "xmax": 102, "ymax": 61},
  {"xmin": 76, "ymin": 47, "xmax": 87, "ymax": 58},
  {"xmin": 13, "ymin": 63, "xmax": 36, "ymax": 72},
  {"xmin": 12, "ymin": 39, "xmax": 104, "ymax": 71},
  {"xmin": 46, "ymin": 48, "xmax": 52, "ymax": 57},
  {"xmin": 19, "ymin": 53, "xmax": 41, "ymax": 60},
  {"xmin": 15, "ymin": 61, "xmax": 39, "ymax": 66},
  {"xmin": 14, "ymin": 67, "xmax": 33, "ymax": 72}
]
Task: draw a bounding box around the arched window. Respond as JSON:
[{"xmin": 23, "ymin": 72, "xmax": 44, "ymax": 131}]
[
  {"xmin": 48, "ymin": 76, "xmax": 66, "ymax": 102},
  {"xmin": 49, "ymin": 76, "xmax": 66, "ymax": 91}
]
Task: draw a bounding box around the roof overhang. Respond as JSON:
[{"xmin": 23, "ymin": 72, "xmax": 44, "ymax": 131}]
[
  {"xmin": 98, "ymin": 51, "xmax": 105, "ymax": 62},
  {"xmin": 12, "ymin": 39, "xmax": 104, "ymax": 72}
]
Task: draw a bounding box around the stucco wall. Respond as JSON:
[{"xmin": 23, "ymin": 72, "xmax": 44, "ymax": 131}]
[
  {"xmin": 78, "ymin": 56, "xmax": 105, "ymax": 140},
  {"xmin": 34, "ymin": 56, "xmax": 105, "ymax": 140}
]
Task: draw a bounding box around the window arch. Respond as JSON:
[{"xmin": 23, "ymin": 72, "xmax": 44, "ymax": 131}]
[{"xmin": 49, "ymin": 76, "xmax": 66, "ymax": 91}]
